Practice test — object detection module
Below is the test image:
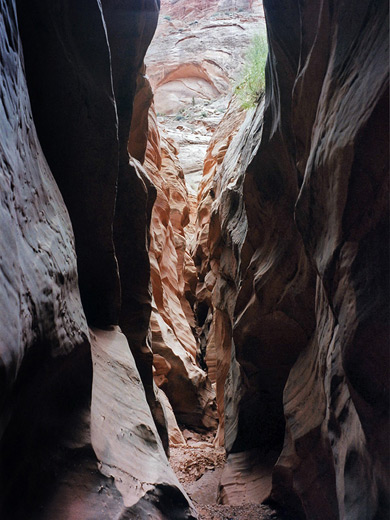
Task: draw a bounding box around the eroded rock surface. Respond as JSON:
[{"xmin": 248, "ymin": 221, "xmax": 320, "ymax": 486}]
[
  {"xmin": 0, "ymin": 0, "xmax": 88, "ymax": 418},
  {"xmin": 0, "ymin": 1, "xmax": 89, "ymax": 515},
  {"xmin": 268, "ymin": 1, "xmax": 389, "ymax": 518},
  {"xmin": 1, "ymin": 0, "xmax": 197, "ymax": 517},
  {"xmin": 132, "ymin": 78, "xmax": 217, "ymax": 431},
  {"xmin": 193, "ymin": 95, "xmax": 247, "ymax": 432},
  {"xmin": 194, "ymin": 0, "xmax": 389, "ymax": 517},
  {"xmin": 146, "ymin": 2, "xmax": 264, "ymax": 115},
  {"xmin": 90, "ymin": 327, "xmax": 196, "ymax": 518}
]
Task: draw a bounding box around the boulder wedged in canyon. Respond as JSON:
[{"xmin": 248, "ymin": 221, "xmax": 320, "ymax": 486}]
[{"xmin": 1, "ymin": 0, "xmax": 197, "ymax": 517}]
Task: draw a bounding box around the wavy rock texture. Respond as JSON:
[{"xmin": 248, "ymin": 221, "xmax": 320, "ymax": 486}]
[
  {"xmin": 0, "ymin": 1, "xmax": 90, "ymax": 516},
  {"xmin": 132, "ymin": 78, "xmax": 217, "ymax": 430},
  {"xmin": 146, "ymin": 1, "xmax": 264, "ymax": 115},
  {"xmin": 16, "ymin": 0, "xmax": 159, "ymax": 430},
  {"xmin": 1, "ymin": 0, "xmax": 197, "ymax": 518},
  {"xmin": 195, "ymin": 92, "xmax": 302, "ymax": 504},
  {"xmin": 90, "ymin": 327, "xmax": 195, "ymax": 517},
  {"xmin": 194, "ymin": 0, "xmax": 389, "ymax": 517},
  {"xmin": 0, "ymin": 0, "xmax": 88, "ymax": 416},
  {"xmin": 193, "ymin": 95, "xmax": 247, "ymax": 413},
  {"xmin": 157, "ymin": 387, "xmax": 187, "ymax": 447},
  {"xmin": 267, "ymin": 1, "xmax": 389, "ymax": 518}
]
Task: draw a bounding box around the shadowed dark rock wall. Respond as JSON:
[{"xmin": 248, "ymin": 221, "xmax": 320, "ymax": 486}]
[
  {"xmin": 194, "ymin": 0, "xmax": 389, "ymax": 516},
  {"xmin": 16, "ymin": 0, "xmax": 122, "ymax": 328},
  {"xmin": 16, "ymin": 0, "xmax": 161, "ymax": 437},
  {"xmin": 267, "ymin": 1, "xmax": 389, "ymax": 518},
  {"xmin": 0, "ymin": 0, "xmax": 90, "ymax": 515},
  {"xmin": 1, "ymin": 0, "xmax": 196, "ymax": 518}
]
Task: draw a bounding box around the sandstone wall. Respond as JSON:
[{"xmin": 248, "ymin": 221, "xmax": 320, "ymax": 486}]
[
  {"xmin": 195, "ymin": 0, "xmax": 389, "ymax": 517},
  {"xmin": 268, "ymin": 1, "xmax": 389, "ymax": 518},
  {"xmin": 0, "ymin": 1, "xmax": 90, "ymax": 515},
  {"xmin": 138, "ymin": 86, "xmax": 217, "ymax": 431},
  {"xmin": 145, "ymin": 3, "xmax": 265, "ymax": 115},
  {"xmin": 1, "ymin": 1, "xmax": 197, "ymax": 518},
  {"xmin": 160, "ymin": 0, "xmax": 256, "ymax": 19},
  {"xmin": 193, "ymin": 95, "xmax": 247, "ymax": 437}
]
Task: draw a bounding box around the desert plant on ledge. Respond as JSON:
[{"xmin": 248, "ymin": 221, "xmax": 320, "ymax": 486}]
[{"xmin": 234, "ymin": 32, "xmax": 268, "ymax": 109}]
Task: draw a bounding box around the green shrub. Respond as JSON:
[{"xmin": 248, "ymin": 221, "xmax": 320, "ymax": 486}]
[
  {"xmin": 235, "ymin": 33, "xmax": 268, "ymax": 109},
  {"xmin": 163, "ymin": 15, "xmax": 171, "ymax": 21}
]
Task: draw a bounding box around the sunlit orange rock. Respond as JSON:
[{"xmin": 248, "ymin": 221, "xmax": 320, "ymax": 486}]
[
  {"xmin": 193, "ymin": 95, "xmax": 246, "ymax": 438},
  {"xmin": 130, "ymin": 76, "xmax": 217, "ymax": 430}
]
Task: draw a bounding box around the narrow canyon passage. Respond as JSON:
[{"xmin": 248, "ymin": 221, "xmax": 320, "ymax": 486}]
[
  {"xmin": 138, "ymin": 4, "xmax": 289, "ymax": 516},
  {"xmin": 0, "ymin": 1, "xmax": 388, "ymax": 520}
]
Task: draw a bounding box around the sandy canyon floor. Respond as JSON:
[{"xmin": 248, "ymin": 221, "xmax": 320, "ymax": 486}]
[{"xmin": 170, "ymin": 429, "xmax": 295, "ymax": 520}]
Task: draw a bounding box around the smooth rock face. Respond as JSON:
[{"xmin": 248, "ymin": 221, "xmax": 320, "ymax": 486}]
[
  {"xmin": 90, "ymin": 327, "xmax": 196, "ymax": 518},
  {"xmin": 1, "ymin": 0, "xmax": 197, "ymax": 517},
  {"xmin": 157, "ymin": 388, "xmax": 187, "ymax": 447},
  {"xmin": 0, "ymin": 1, "xmax": 89, "ymax": 515},
  {"xmin": 218, "ymin": 449, "xmax": 278, "ymax": 506},
  {"xmin": 267, "ymin": 1, "xmax": 389, "ymax": 518},
  {"xmin": 194, "ymin": 0, "xmax": 389, "ymax": 516}
]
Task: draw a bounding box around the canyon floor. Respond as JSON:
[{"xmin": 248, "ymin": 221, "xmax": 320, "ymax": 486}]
[{"xmin": 170, "ymin": 429, "xmax": 294, "ymax": 520}]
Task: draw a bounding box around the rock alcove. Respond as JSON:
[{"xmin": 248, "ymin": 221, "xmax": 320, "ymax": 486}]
[{"xmin": 0, "ymin": 0, "xmax": 388, "ymax": 519}]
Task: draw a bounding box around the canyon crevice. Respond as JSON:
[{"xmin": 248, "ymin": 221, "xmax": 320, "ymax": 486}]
[{"xmin": 0, "ymin": 0, "xmax": 388, "ymax": 519}]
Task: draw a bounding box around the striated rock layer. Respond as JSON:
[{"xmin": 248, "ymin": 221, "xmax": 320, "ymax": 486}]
[
  {"xmin": 147, "ymin": 118, "xmax": 217, "ymax": 431},
  {"xmin": 160, "ymin": 0, "xmax": 256, "ymax": 21},
  {"xmin": 268, "ymin": 1, "xmax": 389, "ymax": 518},
  {"xmin": 130, "ymin": 74, "xmax": 217, "ymax": 431},
  {"xmin": 1, "ymin": 0, "xmax": 197, "ymax": 518},
  {"xmin": 193, "ymin": 95, "xmax": 248, "ymax": 432},
  {"xmin": 195, "ymin": 0, "xmax": 389, "ymax": 517},
  {"xmin": 146, "ymin": 1, "xmax": 264, "ymax": 115}
]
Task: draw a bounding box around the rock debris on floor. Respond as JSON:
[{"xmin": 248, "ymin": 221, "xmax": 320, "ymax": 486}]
[{"xmin": 169, "ymin": 429, "xmax": 293, "ymax": 519}]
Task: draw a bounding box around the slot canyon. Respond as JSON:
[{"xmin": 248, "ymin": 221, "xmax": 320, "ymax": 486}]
[{"xmin": 0, "ymin": 0, "xmax": 388, "ymax": 519}]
